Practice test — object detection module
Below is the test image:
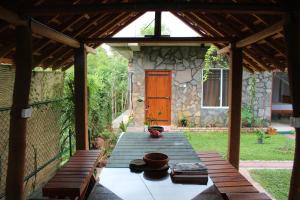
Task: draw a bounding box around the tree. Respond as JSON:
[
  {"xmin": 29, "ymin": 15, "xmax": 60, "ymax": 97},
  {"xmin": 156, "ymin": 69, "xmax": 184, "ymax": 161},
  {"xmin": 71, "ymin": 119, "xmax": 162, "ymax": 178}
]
[
  {"xmin": 139, "ymin": 23, "xmax": 171, "ymax": 36},
  {"xmin": 60, "ymin": 47, "xmax": 129, "ymax": 139}
]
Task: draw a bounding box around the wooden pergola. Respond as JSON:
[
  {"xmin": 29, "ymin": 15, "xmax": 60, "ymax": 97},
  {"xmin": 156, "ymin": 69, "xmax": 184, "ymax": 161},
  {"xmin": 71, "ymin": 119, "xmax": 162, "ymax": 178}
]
[{"xmin": 0, "ymin": 1, "xmax": 299, "ymax": 200}]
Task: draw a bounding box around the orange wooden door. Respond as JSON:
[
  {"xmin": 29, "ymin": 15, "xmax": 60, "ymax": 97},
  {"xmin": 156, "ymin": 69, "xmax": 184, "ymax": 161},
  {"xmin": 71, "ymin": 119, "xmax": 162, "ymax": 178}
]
[{"xmin": 145, "ymin": 70, "xmax": 171, "ymax": 126}]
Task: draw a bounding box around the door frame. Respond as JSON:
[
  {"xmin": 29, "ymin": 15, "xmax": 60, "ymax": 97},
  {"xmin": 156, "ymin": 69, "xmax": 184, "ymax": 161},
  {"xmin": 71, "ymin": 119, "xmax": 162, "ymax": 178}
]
[{"xmin": 144, "ymin": 70, "xmax": 172, "ymax": 126}]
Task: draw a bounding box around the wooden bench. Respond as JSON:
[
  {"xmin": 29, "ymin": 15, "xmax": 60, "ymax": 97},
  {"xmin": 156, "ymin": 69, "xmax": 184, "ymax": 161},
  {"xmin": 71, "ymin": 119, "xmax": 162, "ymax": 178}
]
[
  {"xmin": 198, "ymin": 152, "xmax": 272, "ymax": 200},
  {"xmin": 42, "ymin": 150, "xmax": 101, "ymax": 200}
]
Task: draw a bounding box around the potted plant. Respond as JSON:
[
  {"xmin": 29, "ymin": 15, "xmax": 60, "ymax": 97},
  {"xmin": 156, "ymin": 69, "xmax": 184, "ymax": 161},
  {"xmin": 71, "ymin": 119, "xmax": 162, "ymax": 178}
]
[
  {"xmin": 256, "ymin": 130, "xmax": 270, "ymax": 144},
  {"xmin": 180, "ymin": 117, "xmax": 188, "ymax": 127},
  {"xmin": 146, "ymin": 112, "xmax": 164, "ymax": 133}
]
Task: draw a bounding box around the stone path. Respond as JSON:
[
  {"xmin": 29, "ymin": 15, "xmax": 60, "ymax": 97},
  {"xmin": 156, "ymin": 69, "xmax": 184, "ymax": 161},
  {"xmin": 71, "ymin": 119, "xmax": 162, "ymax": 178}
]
[
  {"xmin": 240, "ymin": 160, "xmax": 293, "ymax": 169},
  {"xmin": 239, "ymin": 161, "xmax": 293, "ymax": 200}
]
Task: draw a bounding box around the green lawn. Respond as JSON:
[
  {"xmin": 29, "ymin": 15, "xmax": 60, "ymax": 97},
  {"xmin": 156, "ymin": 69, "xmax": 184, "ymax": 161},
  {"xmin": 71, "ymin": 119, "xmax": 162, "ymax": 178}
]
[
  {"xmin": 250, "ymin": 169, "xmax": 291, "ymax": 200},
  {"xmin": 185, "ymin": 132, "xmax": 295, "ymax": 160}
]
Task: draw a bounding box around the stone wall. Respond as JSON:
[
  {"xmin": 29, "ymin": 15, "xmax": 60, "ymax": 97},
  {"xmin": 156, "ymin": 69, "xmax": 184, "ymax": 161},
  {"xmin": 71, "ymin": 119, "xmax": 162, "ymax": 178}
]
[
  {"xmin": 130, "ymin": 46, "xmax": 272, "ymax": 127},
  {"xmin": 242, "ymin": 71, "xmax": 272, "ymax": 124}
]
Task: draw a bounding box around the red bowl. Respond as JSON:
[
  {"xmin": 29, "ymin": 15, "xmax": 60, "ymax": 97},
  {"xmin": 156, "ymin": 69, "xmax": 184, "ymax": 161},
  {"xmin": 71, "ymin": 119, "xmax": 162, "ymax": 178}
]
[
  {"xmin": 143, "ymin": 153, "xmax": 169, "ymax": 168},
  {"xmin": 148, "ymin": 129, "xmax": 161, "ymax": 138}
]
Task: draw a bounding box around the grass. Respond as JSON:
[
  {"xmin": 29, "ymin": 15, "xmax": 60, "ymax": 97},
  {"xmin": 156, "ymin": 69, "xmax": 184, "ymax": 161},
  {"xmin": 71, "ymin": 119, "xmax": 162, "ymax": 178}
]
[
  {"xmin": 185, "ymin": 132, "xmax": 295, "ymax": 160},
  {"xmin": 250, "ymin": 169, "xmax": 291, "ymax": 200}
]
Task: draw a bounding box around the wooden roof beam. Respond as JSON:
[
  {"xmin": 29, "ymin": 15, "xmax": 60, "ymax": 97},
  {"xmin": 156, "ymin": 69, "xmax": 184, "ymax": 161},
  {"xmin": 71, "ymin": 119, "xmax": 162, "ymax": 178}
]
[
  {"xmin": 83, "ymin": 37, "xmax": 230, "ymax": 44},
  {"xmin": 218, "ymin": 19, "xmax": 284, "ymax": 53},
  {"xmin": 0, "ymin": 6, "xmax": 96, "ymax": 54},
  {"xmin": 236, "ymin": 19, "xmax": 284, "ymax": 48},
  {"xmin": 22, "ymin": 2, "xmax": 286, "ymax": 16}
]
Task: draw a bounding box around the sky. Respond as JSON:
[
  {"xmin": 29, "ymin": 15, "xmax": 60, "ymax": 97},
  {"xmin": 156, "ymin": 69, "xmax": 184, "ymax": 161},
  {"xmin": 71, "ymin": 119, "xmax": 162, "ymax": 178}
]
[
  {"xmin": 102, "ymin": 12, "xmax": 199, "ymax": 51},
  {"xmin": 114, "ymin": 12, "xmax": 199, "ymax": 37}
]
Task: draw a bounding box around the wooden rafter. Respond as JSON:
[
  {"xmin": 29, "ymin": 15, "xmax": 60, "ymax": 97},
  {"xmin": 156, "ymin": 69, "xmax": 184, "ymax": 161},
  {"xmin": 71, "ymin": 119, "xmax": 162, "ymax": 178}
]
[
  {"xmin": 0, "ymin": 6, "xmax": 96, "ymax": 53},
  {"xmin": 34, "ymin": 12, "xmax": 118, "ymax": 67},
  {"xmin": 198, "ymin": 13, "xmax": 275, "ymax": 70},
  {"xmin": 84, "ymin": 37, "xmax": 230, "ymax": 44},
  {"xmin": 236, "ymin": 19, "xmax": 284, "ymax": 48},
  {"xmin": 49, "ymin": 12, "xmax": 143, "ymax": 69},
  {"xmin": 21, "ymin": 2, "xmax": 286, "ymax": 16}
]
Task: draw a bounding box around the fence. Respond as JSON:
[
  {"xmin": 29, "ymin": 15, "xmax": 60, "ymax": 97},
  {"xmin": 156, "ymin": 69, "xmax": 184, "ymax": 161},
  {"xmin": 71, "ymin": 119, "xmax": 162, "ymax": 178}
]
[{"xmin": 0, "ymin": 99, "xmax": 75, "ymax": 199}]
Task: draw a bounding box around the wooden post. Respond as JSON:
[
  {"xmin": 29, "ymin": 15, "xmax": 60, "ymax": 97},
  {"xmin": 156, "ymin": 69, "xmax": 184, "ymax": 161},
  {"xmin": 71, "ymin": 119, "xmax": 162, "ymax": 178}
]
[
  {"xmin": 154, "ymin": 11, "xmax": 161, "ymax": 37},
  {"xmin": 284, "ymin": 12, "xmax": 300, "ymax": 200},
  {"xmin": 5, "ymin": 23, "xmax": 32, "ymax": 200},
  {"xmin": 227, "ymin": 42, "xmax": 243, "ymax": 169},
  {"xmin": 74, "ymin": 43, "xmax": 89, "ymax": 150}
]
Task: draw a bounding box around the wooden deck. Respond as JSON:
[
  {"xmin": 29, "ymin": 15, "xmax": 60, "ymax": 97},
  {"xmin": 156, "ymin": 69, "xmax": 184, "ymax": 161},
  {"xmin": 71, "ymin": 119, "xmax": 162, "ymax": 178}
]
[{"xmin": 106, "ymin": 132, "xmax": 200, "ymax": 168}]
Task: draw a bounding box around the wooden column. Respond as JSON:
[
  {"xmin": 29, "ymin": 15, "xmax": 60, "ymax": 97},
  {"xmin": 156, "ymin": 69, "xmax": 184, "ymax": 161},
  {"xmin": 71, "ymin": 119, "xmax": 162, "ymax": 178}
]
[
  {"xmin": 74, "ymin": 43, "xmax": 89, "ymax": 150},
  {"xmin": 154, "ymin": 11, "xmax": 161, "ymax": 37},
  {"xmin": 5, "ymin": 23, "xmax": 32, "ymax": 200},
  {"xmin": 227, "ymin": 42, "xmax": 243, "ymax": 169},
  {"xmin": 284, "ymin": 12, "xmax": 300, "ymax": 200}
]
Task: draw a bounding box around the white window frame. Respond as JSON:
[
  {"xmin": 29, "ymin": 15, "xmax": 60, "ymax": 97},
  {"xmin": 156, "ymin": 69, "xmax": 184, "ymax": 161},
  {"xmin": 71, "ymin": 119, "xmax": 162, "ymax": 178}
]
[{"xmin": 201, "ymin": 68, "xmax": 229, "ymax": 109}]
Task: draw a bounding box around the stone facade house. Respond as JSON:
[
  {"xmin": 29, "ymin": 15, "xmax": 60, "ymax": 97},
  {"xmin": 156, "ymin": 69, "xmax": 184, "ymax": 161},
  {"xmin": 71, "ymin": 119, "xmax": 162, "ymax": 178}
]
[{"xmin": 114, "ymin": 45, "xmax": 273, "ymax": 127}]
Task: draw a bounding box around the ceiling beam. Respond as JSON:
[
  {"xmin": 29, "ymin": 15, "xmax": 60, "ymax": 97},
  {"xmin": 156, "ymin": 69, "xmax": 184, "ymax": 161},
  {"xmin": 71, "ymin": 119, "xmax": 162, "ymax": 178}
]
[
  {"xmin": 21, "ymin": 2, "xmax": 287, "ymax": 16},
  {"xmin": 0, "ymin": 58, "xmax": 14, "ymax": 65},
  {"xmin": 0, "ymin": 6, "xmax": 96, "ymax": 54},
  {"xmin": 218, "ymin": 19, "xmax": 284, "ymax": 53},
  {"xmin": 236, "ymin": 19, "xmax": 284, "ymax": 48},
  {"xmin": 84, "ymin": 37, "xmax": 230, "ymax": 44}
]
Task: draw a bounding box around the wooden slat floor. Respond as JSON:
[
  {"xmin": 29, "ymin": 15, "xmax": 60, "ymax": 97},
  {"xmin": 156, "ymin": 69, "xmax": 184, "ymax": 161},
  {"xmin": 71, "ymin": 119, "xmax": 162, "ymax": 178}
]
[
  {"xmin": 198, "ymin": 152, "xmax": 272, "ymax": 200},
  {"xmin": 107, "ymin": 132, "xmax": 200, "ymax": 168}
]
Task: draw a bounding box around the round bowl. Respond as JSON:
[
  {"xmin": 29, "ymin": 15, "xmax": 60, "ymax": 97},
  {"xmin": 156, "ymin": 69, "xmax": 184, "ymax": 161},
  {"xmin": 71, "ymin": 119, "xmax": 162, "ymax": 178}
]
[
  {"xmin": 143, "ymin": 153, "xmax": 169, "ymax": 168},
  {"xmin": 149, "ymin": 126, "xmax": 164, "ymax": 133},
  {"xmin": 148, "ymin": 129, "xmax": 162, "ymax": 138}
]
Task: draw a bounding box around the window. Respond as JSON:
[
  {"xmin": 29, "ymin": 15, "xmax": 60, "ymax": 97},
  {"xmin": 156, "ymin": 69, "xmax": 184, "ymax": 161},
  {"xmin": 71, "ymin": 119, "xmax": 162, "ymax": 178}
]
[{"xmin": 202, "ymin": 69, "xmax": 229, "ymax": 108}]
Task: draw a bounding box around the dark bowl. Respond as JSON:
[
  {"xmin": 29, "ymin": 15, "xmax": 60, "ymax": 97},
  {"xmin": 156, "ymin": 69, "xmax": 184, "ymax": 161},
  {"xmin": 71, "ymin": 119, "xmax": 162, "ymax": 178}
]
[
  {"xmin": 143, "ymin": 153, "xmax": 169, "ymax": 168},
  {"xmin": 148, "ymin": 126, "xmax": 164, "ymax": 133}
]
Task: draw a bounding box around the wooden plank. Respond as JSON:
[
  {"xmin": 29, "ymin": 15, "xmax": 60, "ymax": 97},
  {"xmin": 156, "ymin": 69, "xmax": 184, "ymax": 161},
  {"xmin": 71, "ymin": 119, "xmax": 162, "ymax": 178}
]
[
  {"xmin": 218, "ymin": 186, "xmax": 258, "ymax": 194},
  {"xmin": 206, "ymin": 165, "xmax": 235, "ymax": 170},
  {"xmin": 215, "ymin": 181, "xmax": 252, "ymax": 187},
  {"xmin": 237, "ymin": 20, "xmax": 284, "ymax": 48},
  {"xmin": 154, "ymin": 11, "xmax": 161, "ymax": 37},
  {"xmin": 0, "ymin": 6, "xmax": 27, "ymax": 25},
  {"xmin": 202, "ymin": 160, "xmax": 230, "ymax": 165},
  {"xmin": 23, "ymin": 2, "xmax": 286, "ymax": 15},
  {"xmin": 227, "ymin": 42, "xmax": 243, "ymax": 170},
  {"xmin": 218, "ymin": 20, "xmax": 284, "ymax": 53},
  {"xmin": 107, "ymin": 132, "xmax": 201, "ymax": 168},
  {"xmin": 201, "ymin": 157, "xmax": 226, "ymax": 162},
  {"xmin": 284, "ymin": 12, "xmax": 300, "ymax": 200},
  {"xmin": 211, "ymin": 176, "xmax": 247, "ymax": 183},
  {"xmin": 209, "ymin": 173, "xmax": 242, "ymax": 178},
  {"xmin": 85, "ymin": 36, "xmax": 229, "ymax": 44},
  {"xmin": 226, "ymin": 193, "xmax": 271, "ymax": 200},
  {"xmin": 5, "ymin": 23, "xmax": 32, "ymax": 200},
  {"xmin": 208, "ymin": 168, "xmax": 238, "ymax": 174},
  {"xmin": 74, "ymin": 44, "xmax": 88, "ymax": 150},
  {"xmin": 0, "ymin": 6, "xmax": 95, "ymax": 53}
]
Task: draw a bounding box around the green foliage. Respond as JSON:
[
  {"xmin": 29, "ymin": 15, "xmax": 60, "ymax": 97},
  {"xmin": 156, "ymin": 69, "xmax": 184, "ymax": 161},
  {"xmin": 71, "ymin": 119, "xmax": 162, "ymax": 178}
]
[
  {"xmin": 250, "ymin": 169, "xmax": 291, "ymax": 200},
  {"xmin": 203, "ymin": 45, "xmax": 228, "ymax": 81},
  {"xmin": 241, "ymin": 105, "xmax": 255, "ymax": 127},
  {"xmin": 119, "ymin": 116, "xmax": 134, "ymax": 132},
  {"xmin": 255, "ymin": 130, "xmax": 270, "ymax": 144},
  {"xmin": 139, "ymin": 23, "xmax": 171, "ymax": 36},
  {"xmin": 277, "ymin": 138, "xmax": 295, "ymax": 153},
  {"xmin": 57, "ymin": 47, "xmax": 129, "ymax": 142},
  {"xmin": 185, "ymin": 132, "xmax": 295, "ymax": 160},
  {"xmin": 100, "ymin": 130, "xmax": 119, "ymax": 158},
  {"xmin": 180, "ymin": 116, "xmax": 188, "ymax": 127}
]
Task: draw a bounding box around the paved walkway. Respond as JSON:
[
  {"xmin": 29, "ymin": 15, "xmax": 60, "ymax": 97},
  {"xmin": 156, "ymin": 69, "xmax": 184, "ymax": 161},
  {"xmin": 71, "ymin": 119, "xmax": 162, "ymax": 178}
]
[
  {"xmin": 240, "ymin": 160, "xmax": 293, "ymax": 169},
  {"xmin": 239, "ymin": 160, "xmax": 293, "ymax": 200}
]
